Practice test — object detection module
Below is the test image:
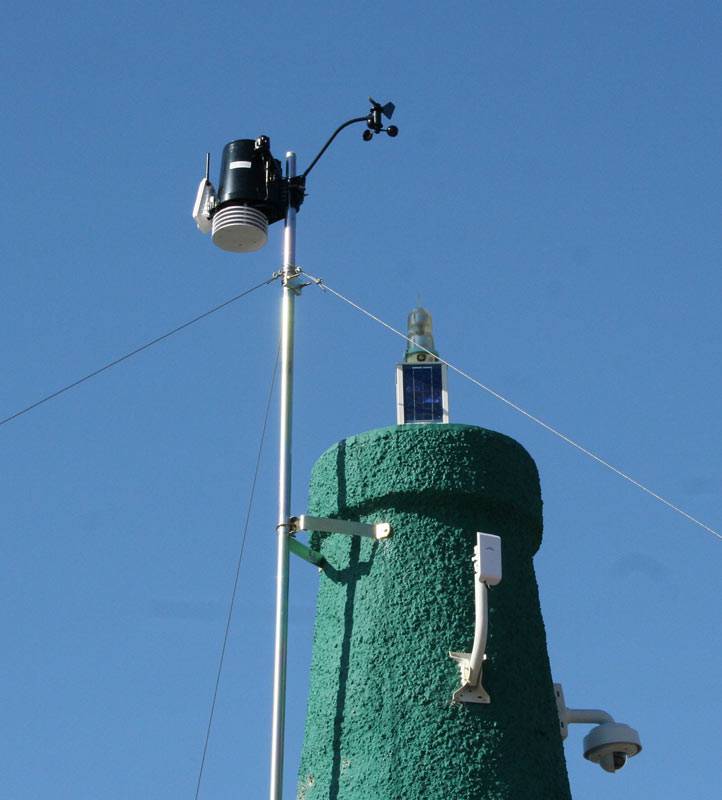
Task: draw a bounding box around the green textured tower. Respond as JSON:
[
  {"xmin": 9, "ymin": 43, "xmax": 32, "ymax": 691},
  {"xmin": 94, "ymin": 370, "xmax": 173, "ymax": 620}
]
[{"xmin": 296, "ymin": 423, "xmax": 572, "ymax": 800}]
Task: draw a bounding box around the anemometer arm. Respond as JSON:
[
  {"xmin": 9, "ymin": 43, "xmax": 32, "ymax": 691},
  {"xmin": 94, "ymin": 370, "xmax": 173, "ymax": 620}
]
[
  {"xmin": 301, "ymin": 97, "xmax": 398, "ymax": 179},
  {"xmin": 301, "ymin": 115, "xmax": 368, "ymax": 179}
]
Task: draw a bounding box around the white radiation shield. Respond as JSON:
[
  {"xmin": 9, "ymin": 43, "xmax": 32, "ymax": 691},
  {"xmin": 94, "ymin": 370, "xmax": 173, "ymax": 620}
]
[{"xmin": 211, "ymin": 205, "xmax": 269, "ymax": 253}]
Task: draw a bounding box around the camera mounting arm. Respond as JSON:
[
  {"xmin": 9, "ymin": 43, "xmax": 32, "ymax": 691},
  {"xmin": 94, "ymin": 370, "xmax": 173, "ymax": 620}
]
[
  {"xmin": 554, "ymin": 684, "xmax": 614, "ymax": 739},
  {"xmin": 300, "ymin": 97, "xmax": 398, "ymax": 180}
]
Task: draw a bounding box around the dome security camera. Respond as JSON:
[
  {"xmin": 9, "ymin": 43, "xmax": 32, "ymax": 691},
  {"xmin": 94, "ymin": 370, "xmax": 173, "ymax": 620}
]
[
  {"xmin": 554, "ymin": 683, "xmax": 642, "ymax": 774},
  {"xmin": 583, "ymin": 722, "xmax": 642, "ymax": 773}
]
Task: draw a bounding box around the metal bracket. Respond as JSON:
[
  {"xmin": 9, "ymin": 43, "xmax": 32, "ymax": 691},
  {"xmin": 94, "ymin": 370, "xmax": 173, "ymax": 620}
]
[
  {"xmin": 449, "ymin": 651, "xmax": 490, "ymax": 704},
  {"xmin": 554, "ymin": 682, "xmax": 615, "ymax": 739},
  {"xmin": 555, "ymin": 683, "xmax": 571, "ymax": 740},
  {"xmin": 288, "ymin": 537, "xmax": 325, "ymax": 568},
  {"xmin": 286, "ymin": 515, "xmax": 392, "ymax": 568},
  {"xmin": 449, "ymin": 532, "xmax": 502, "ymax": 705},
  {"xmin": 279, "ymin": 266, "xmax": 306, "ymax": 292},
  {"xmin": 290, "ymin": 514, "xmax": 392, "ymax": 540}
]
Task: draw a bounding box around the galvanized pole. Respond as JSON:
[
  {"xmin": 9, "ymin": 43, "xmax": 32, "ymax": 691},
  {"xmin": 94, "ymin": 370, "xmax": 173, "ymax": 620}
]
[{"xmin": 270, "ymin": 151, "xmax": 297, "ymax": 800}]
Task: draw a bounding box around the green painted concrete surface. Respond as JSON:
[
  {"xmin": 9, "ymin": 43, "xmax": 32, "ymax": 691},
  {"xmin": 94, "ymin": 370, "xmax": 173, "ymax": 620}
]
[{"xmin": 296, "ymin": 424, "xmax": 571, "ymax": 800}]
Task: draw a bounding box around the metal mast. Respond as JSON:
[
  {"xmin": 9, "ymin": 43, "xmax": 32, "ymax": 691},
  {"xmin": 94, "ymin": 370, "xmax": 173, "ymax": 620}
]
[{"xmin": 270, "ymin": 152, "xmax": 298, "ymax": 800}]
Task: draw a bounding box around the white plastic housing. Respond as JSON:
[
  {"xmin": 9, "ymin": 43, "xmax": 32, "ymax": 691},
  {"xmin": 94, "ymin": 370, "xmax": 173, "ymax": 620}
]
[
  {"xmin": 192, "ymin": 178, "xmax": 214, "ymax": 234},
  {"xmin": 584, "ymin": 722, "xmax": 642, "ymax": 772},
  {"xmin": 477, "ymin": 532, "xmax": 502, "ymax": 586}
]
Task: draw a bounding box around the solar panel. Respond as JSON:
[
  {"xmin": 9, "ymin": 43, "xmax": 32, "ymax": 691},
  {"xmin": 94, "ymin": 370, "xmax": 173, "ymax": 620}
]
[{"xmin": 401, "ymin": 363, "xmax": 445, "ymax": 423}]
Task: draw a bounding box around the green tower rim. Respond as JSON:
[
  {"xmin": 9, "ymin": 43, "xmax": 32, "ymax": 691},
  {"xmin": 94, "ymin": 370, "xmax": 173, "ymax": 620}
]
[{"xmin": 309, "ymin": 422, "xmax": 544, "ymax": 555}]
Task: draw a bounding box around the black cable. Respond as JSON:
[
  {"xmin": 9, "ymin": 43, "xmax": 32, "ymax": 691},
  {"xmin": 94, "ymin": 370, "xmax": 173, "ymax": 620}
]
[
  {"xmin": 301, "ymin": 116, "xmax": 368, "ymax": 179},
  {"xmin": 193, "ymin": 344, "xmax": 280, "ymax": 800},
  {"xmin": 0, "ymin": 276, "xmax": 277, "ymax": 429}
]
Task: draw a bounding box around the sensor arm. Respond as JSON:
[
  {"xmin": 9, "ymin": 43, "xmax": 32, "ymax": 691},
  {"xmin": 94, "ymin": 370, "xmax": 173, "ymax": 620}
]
[
  {"xmin": 301, "ymin": 98, "xmax": 396, "ymax": 178},
  {"xmin": 301, "ymin": 116, "xmax": 368, "ymax": 179}
]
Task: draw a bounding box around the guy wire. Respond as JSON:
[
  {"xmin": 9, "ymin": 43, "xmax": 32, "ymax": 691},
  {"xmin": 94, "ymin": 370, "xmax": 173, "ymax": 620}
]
[
  {"xmin": 193, "ymin": 343, "xmax": 280, "ymax": 799},
  {"xmin": 301, "ymin": 270, "xmax": 721, "ymax": 543},
  {"xmin": 0, "ymin": 276, "xmax": 277, "ymax": 429}
]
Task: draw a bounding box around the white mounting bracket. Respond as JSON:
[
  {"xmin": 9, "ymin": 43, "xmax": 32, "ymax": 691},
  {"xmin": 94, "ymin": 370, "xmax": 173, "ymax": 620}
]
[
  {"xmin": 290, "ymin": 515, "xmax": 392, "ymax": 540},
  {"xmin": 449, "ymin": 650, "xmax": 490, "ymax": 704},
  {"xmin": 286, "ymin": 514, "xmax": 393, "ymax": 568},
  {"xmin": 449, "ymin": 532, "xmax": 502, "ymax": 705},
  {"xmin": 554, "ymin": 683, "xmax": 614, "ymax": 739}
]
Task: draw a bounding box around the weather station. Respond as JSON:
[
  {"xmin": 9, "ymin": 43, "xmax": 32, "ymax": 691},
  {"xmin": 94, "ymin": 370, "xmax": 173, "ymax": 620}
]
[{"xmin": 192, "ymin": 98, "xmax": 398, "ymax": 800}]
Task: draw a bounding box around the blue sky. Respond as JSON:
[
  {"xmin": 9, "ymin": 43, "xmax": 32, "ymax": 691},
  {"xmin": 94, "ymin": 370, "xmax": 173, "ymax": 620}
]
[{"xmin": 2, "ymin": 2, "xmax": 720, "ymax": 798}]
